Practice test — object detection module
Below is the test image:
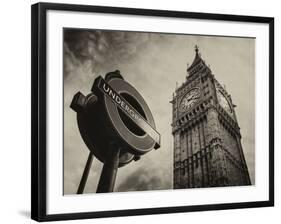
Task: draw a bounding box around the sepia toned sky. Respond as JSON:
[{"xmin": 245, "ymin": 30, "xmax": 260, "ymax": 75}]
[{"xmin": 63, "ymin": 29, "xmax": 255, "ymax": 194}]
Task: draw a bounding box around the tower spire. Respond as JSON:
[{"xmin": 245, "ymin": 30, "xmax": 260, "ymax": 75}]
[{"xmin": 187, "ymin": 44, "xmax": 204, "ymax": 76}]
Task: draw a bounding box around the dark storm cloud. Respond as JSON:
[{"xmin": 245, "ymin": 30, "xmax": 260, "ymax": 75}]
[
  {"xmin": 116, "ymin": 167, "xmax": 171, "ymax": 192},
  {"xmin": 63, "ymin": 29, "xmax": 156, "ymax": 79}
]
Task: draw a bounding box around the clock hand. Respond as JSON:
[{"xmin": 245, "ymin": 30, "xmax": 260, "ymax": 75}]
[
  {"xmin": 188, "ymin": 96, "xmax": 199, "ymax": 102},
  {"xmin": 186, "ymin": 95, "xmax": 193, "ymax": 101}
]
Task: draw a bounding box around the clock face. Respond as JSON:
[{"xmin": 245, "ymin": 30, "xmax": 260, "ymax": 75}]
[
  {"xmin": 179, "ymin": 88, "xmax": 201, "ymax": 112},
  {"xmin": 217, "ymin": 90, "xmax": 232, "ymax": 114}
]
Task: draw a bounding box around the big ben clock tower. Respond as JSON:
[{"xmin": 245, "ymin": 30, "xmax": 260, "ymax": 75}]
[{"xmin": 172, "ymin": 45, "xmax": 251, "ymax": 189}]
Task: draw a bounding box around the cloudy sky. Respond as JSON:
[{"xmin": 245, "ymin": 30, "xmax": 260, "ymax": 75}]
[{"xmin": 63, "ymin": 29, "xmax": 255, "ymax": 194}]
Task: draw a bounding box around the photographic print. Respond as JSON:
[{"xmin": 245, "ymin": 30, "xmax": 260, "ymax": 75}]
[{"xmin": 63, "ymin": 29, "xmax": 255, "ymax": 194}]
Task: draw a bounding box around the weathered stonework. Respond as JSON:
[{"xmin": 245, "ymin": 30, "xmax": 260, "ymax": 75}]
[{"xmin": 172, "ymin": 46, "xmax": 251, "ymax": 189}]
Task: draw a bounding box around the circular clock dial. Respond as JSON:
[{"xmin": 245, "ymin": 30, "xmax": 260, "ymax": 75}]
[
  {"xmin": 217, "ymin": 90, "xmax": 232, "ymax": 114},
  {"xmin": 179, "ymin": 88, "xmax": 201, "ymax": 112}
]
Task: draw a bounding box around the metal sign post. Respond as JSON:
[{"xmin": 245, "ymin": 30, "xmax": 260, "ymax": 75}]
[
  {"xmin": 96, "ymin": 143, "xmax": 120, "ymax": 193},
  {"xmin": 76, "ymin": 152, "xmax": 94, "ymax": 194}
]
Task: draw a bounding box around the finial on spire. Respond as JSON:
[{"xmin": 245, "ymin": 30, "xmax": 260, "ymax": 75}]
[{"xmin": 195, "ymin": 45, "xmax": 199, "ymax": 54}]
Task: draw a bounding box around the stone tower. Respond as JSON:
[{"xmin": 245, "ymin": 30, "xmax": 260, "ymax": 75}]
[{"xmin": 171, "ymin": 46, "xmax": 251, "ymax": 189}]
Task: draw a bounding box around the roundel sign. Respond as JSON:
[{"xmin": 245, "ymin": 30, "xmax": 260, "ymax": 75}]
[{"xmin": 71, "ymin": 70, "xmax": 160, "ymax": 167}]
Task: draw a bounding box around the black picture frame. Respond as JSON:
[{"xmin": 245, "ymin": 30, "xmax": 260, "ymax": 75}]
[{"xmin": 31, "ymin": 2, "xmax": 274, "ymax": 222}]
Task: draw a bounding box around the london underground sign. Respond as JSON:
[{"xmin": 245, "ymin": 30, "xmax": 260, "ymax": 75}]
[
  {"xmin": 95, "ymin": 76, "xmax": 160, "ymax": 150},
  {"xmin": 70, "ymin": 70, "xmax": 161, "ymax": 193}
]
